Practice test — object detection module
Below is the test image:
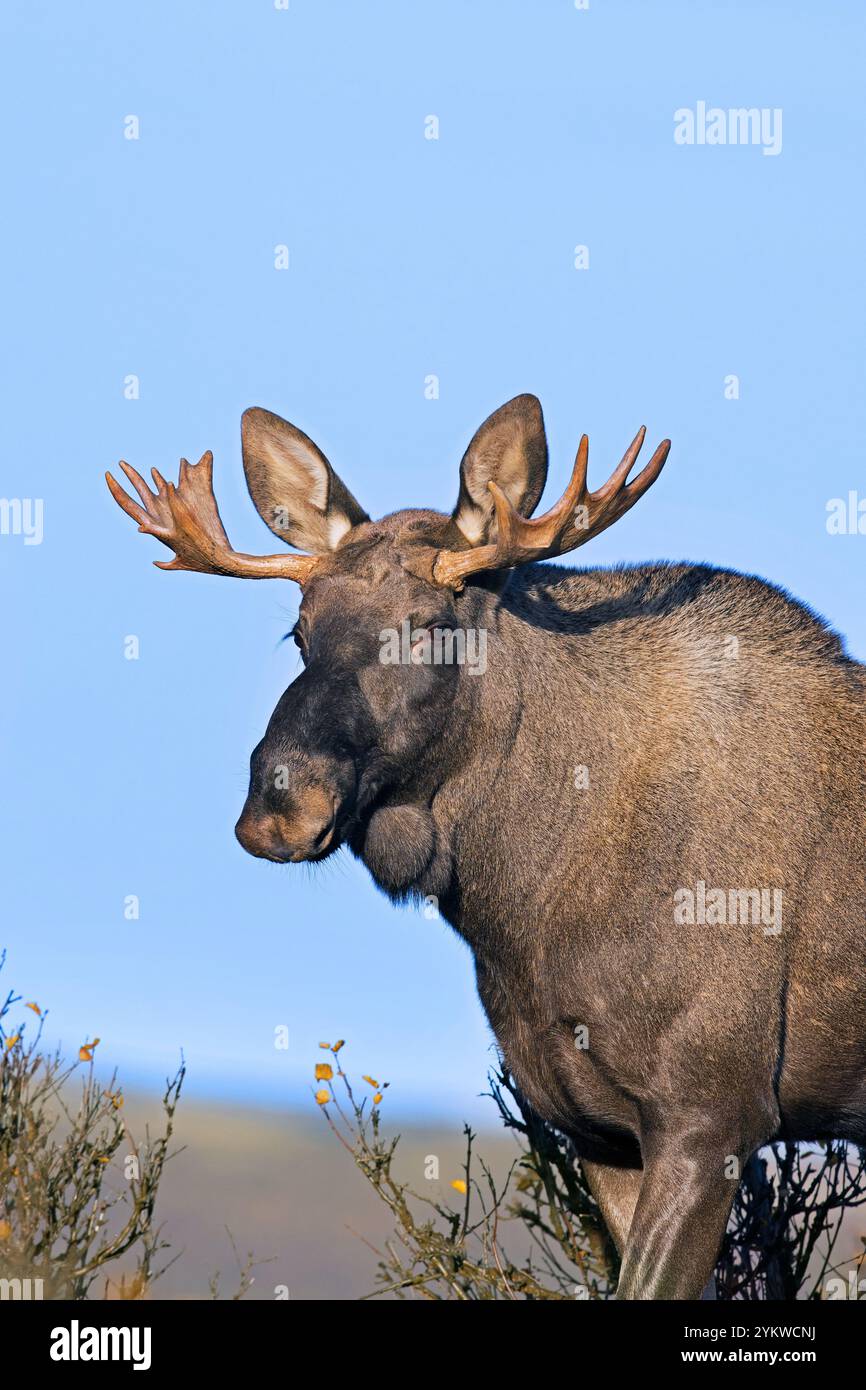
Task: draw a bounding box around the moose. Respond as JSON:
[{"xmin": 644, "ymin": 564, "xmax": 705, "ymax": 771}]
[{"xmin": 107, "ymin": 395, "xmax": 866, "ymax": 1299}]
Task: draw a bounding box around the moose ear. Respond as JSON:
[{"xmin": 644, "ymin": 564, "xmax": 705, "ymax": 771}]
[
  {"xmin": 451, "ymin": 394, "xmax": 548, "ymax": 545},
  {"xmin": 241, "ymin": 407, "xmax": 369, "ymax": 552}
]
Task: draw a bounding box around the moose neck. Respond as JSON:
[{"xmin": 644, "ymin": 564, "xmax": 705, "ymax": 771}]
[
  {"xmin": 440, "ymin": 572, "xmax": 604, "ymax": 946},
  {"xmin": 356, "ymin": 565, "xmax": 633, "ymax": 956}
]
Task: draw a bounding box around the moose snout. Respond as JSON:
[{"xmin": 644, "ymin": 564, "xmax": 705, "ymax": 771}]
[{"xmin": 235, "ymin": 785, "xmax": 337, "ymax": 863}]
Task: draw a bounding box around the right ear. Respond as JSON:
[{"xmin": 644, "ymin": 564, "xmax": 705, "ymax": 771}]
[
  {"xmin": 241, "ymin": 407, "xmax": 369, "ymax": 553},
  {"xmin": 451, "ymin": 394, "xmax": 549, "ymax": 545}
]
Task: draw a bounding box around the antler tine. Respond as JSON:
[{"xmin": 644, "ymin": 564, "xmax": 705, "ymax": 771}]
[
  {"xmin": 541, "ymin": 431, "xmax": 590, "ymax": 542},
  {"xmin": 568, "ymin": 433, "xmax": 671, "ymax": 552},
  {"xmin": 433, "ymin": 427, "xmax": 669, "ymax": 589},
  {"xmin": 594, "ymin": 426, "xmax": 647, "ymax": 501},
  {"xmin": 106, "ymin": 462, "xmax": 164, "ymax": 534},
  {"xmin": 489, "ymin": 432, "xmax": 589, "ymax": 552},
  {"xmin": 621, "ymin": 436, "xmax": 671, "ymax": 504},
  {"xmin": 571, "ymin": 430, "xmax": 590, "ymax": 497},
  {"xmin": 106, "ymin": 451, "xmax": 320, "ymax": 586}
]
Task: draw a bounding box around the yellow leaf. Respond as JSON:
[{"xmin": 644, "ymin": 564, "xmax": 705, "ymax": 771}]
[
  {"xmin": 25, "ymin": 1002, "xmax": 41, "ymax": 1016},
  {"xmin": 362, "ymin": 1075, "xmax": 379, "ymax": 1088},
  {"xmin": 79, "ymin": 1046, "xmax": 93, "ymax": 1062},
  {"xmin": 318, "ymin": 1041, "xmax": 331, "ymax": 1049},
  {"xmin": 315, "ymin": 1089, "xmax": 331, "ymax": 1105},
  {"xmin": 315, "ymin": 1063, "xmax": 333, "ymax": 1081},
  {"xmin": 372, "ymin": 1093, "xmax": 383, "ymax": 1105},
  {"xmin": 4, "ymin": 1035, "xmax": 19, "ymax": 1052},
  {"xmin": 97, "ymin": 1156, "xmax": 109, "ymax": 1164},
  {"xmin": 0, "ymin": 1219, "xmax": 11, "ymax": 1240},
  {"xmin": 332, "ymin": 1039, "xmax": 345, "ymax": 1052},
  {"xmin": 450, "ymin": 1179, "xmax": 467, "ymax": 1195}
]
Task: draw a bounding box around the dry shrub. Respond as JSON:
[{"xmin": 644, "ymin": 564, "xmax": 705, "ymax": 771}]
[
  {"xmin": 316, "ymin": 1039, "xmax": 866, "ymax": 1301},
  {"xmin": 0, "ymin": 952, "xmax": 183, "ymax": 1300}
]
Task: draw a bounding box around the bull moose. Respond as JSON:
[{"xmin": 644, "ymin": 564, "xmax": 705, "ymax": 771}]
[{"xmin": 107, "ymin": 395, "xmax": 866, "ymax": 1299}]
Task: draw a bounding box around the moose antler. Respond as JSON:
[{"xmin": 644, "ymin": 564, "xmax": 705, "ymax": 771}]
[
  {"xmin": 105, "ymin": 452, "xmax": 320, "ymax": 584},
  {"xmin": 432, "ymin": 427, "xmax": 670, "ymax": 590}
]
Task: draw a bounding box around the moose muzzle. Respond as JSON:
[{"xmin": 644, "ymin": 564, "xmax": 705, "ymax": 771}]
[{"xmin": 235, "ymin": 784, "xmax": 338, "ymax": 863}]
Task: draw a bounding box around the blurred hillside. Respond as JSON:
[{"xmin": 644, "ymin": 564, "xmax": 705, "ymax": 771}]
[
  {"xmin": 114, "ymin": 1092, "xmax": 866, "ymax": 1301},
  {"xmin": 121, "ymin": 1092, "xmax": 519, "ymax": 1300}
]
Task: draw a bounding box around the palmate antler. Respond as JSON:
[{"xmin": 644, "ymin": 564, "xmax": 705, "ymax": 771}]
[
  {"xmin": 105, "ymin": 452, "xmax": 320, "ymax": 584},
  {"xmin": 432, "ymin": 427, "xmax": 671, "ymax": 590}
]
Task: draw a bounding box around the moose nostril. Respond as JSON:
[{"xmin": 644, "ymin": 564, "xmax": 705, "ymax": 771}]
[{"xmin": 309, "ymin": 810, "xmax": 336, "ymax": 853}]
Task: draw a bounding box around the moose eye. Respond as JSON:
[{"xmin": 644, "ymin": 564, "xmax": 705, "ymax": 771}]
[
  {"xmin": 410, "ymin": 616, "xmax": 454, "ymax": 635},
  {"xmin": 408, "ymin": 619, "xmax": 457, "ymax": 666},
  {"xmin": 288, "ymin": 624, "xmax": 307, "ymax": 659}
]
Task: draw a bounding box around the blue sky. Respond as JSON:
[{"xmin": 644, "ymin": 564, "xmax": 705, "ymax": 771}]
[{"xmin": 2, "ymin": 0, "xmax": 864, "ymax": 1121}]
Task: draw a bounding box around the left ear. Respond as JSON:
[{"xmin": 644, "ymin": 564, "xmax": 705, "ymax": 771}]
[{"xmin": 451, "ymin": 394, "xmax": 548, "ymax": 544}]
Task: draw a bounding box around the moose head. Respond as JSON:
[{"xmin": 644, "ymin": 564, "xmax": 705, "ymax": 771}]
[{"xmin": 107, "ymin": 396, "xmax": 669, "ymax": 880}]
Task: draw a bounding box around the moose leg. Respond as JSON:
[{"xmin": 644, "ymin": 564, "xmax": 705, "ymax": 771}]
[
  {"xmin": 614, "ymin": 1130, "xmax": 745, "ymax": 1300},
  {"xmin": 583, "ymin": 1156, "xmax": 719, "ymax": 1299},
  {"xmin": 581, "ymin": 1160, "xmax": 641, "ymax": 1256}
]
